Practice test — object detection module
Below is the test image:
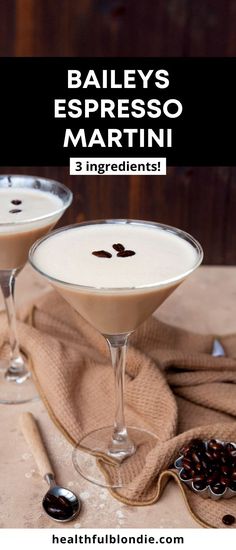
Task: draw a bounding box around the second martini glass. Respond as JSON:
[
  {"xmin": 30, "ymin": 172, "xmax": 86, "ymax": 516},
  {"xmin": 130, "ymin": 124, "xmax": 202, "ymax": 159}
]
[
  {"xmin": 0, "ymin": 175, "xmax": 72, "ymax": 404},
  {"xmin": 29, "ymin": 219, "xmax": 203, "ymax": 487}
]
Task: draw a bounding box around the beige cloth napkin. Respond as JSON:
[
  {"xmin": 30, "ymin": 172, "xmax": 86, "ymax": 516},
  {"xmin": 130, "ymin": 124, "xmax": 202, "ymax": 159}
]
[{"xmin": 1, "ymin": 290, "xmax": 236, "ymax": 528}]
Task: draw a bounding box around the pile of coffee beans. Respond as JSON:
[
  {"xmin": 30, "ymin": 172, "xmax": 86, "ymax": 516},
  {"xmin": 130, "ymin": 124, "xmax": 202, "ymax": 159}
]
[{"xmin": 177, "ymin": 438, "xmax": 236, "ymax": 496}]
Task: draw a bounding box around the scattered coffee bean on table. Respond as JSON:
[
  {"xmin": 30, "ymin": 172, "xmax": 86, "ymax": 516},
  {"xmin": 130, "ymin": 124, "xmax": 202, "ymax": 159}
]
[{"xmin": 222, "ymin": 514, "xmax": 235, "ymax": 526}]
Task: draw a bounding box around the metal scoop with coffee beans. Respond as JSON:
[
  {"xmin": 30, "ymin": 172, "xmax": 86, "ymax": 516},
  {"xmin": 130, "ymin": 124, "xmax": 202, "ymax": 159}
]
[{"xmin": 174, "ymin": 438, "xmax": 236, "ymax": 500}]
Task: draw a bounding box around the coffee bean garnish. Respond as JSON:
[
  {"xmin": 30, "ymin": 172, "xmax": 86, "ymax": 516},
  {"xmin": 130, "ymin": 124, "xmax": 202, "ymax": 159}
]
[
  {"xmin": 92, "ymin": 243, "xmax": 136, "ymax": 258},
  {"xmin": 9, "ymin": 209, "xmax": 22, "ymax": 213},
  {"xmin": 112, "ymin": 243, "xmax": 125, "ymax": 252},
  {"xmin": 114, "ymin": 244, "xmax": 136, "ymax": 257},
  {"xmin": 117, "ymin": 250, "xmax": 136, "ymax": 257},
  {"xmin": 222, "ymin": 514, "xmax": 235, "ymax": 526},
  {"xmin": 11, "ymin": 199, "xmax": 22, "ymax": 205},
  {"xmin": 92, "ymin": 250, "xmax": 112, "ymax": 258},
  {"xmin": 176, "ymin": 438, "xmax": 236, "ymax": 497}
]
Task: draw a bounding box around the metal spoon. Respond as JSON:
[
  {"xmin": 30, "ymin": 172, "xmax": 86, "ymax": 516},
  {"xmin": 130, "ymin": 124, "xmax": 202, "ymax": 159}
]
[{"xmin": 19, "ymin": 412, "xmax": 81, "ymax": 522}]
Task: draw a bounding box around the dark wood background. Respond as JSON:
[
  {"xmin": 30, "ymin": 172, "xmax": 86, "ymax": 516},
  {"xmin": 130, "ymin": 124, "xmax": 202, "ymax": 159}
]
[{"xmin": 1, "ymin": 1, "xmax": 236, "ymax": 264}]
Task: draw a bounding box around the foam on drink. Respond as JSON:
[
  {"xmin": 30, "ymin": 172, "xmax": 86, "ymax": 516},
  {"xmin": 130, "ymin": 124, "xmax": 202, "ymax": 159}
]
[
  {"xmin": 33, "ymin": 222, "xmax": 198, "ymax": 288},
  {"xmin": 0, "ymin": 188, "xmax": 63, "ymax": 270},
  {"xmin": 32, "ymin": 222, "xmax": 200, "ymax": 334}
]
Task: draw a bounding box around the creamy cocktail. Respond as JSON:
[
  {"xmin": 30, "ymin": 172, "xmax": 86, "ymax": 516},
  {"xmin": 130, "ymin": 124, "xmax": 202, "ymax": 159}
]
[
  {"xmin": 0, "ymin": 175, "xmax": 72, "ymax": 404},
  {"xmin": 31, "ymin": 221, "xmax": 199, "ymax": 334},
  {"xmin": 30, "ymin": 219, "xmax": 203, "ymax": 487},
  {"xmin": 0, "ymin": 187, "xmax": 65, "ymax": 270}
]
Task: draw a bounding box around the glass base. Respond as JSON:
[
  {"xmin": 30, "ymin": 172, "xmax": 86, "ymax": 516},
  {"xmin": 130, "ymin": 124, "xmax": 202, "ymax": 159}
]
[
  {"xmin": 72, "ymin": 425, "xmax": 158, "ymax": 488},
  {"xmin": 0, "ymin": 360, "xmax": 39, "ymax": 404}
]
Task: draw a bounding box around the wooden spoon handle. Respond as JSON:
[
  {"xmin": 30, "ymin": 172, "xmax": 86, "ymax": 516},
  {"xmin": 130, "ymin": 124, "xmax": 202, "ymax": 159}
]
[{"xmin": 19, "ymin": 412, "xmax": 54, "ymax": 478}]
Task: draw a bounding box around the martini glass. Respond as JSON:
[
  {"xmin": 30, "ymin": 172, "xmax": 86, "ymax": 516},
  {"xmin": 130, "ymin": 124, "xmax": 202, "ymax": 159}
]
[
  {"xmin": 0, "ymin": 175, "xmax": 72, "ymax": 404},
  {"xmin": 29, "ymin": 219, "xmax": 203, "ymax": 487}
]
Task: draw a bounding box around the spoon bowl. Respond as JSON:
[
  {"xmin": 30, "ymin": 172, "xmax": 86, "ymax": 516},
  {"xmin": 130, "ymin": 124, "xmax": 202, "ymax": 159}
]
[{"xmin": 43, "ymin": 482, "xmax": 81, "ymax": 522}]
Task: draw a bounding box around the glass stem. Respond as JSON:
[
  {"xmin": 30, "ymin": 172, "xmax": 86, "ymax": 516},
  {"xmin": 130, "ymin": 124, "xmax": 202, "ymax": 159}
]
[
  {"xmin": 0, "ymin": 270, "xmax": 29, "ymax": 382},
  {"xmin": 105, "ymin": 333, "xmax": 135, "ymax": 460}
]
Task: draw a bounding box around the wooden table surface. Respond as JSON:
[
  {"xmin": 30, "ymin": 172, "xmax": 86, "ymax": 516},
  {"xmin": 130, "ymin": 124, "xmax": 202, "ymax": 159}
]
[{"xmin": 1, "ymin": 264, "xmax": 236, "ymax": 529}]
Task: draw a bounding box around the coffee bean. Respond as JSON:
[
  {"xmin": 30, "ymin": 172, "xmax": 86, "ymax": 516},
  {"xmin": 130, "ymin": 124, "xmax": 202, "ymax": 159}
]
[
  {"xmin": 229, "ymin": 450, "xmax": 236, "ymax": 460},
  {"xmin": 193, "ymin": 480, "xmax": 206, "ymax": 491},
  {"xmin": 11, "ymin": 199, "xmax": 22, "ymax": 205},
  {"xmin": 221, "ymin": 465, "xmax": 230, "ymax": 476},
  {"xmin": 180, "ymin": 469, "xmax": 192, "ymax": 480},
  {"xmin": 182, "ymin": 458, "xmax": 192, "ymax": 471},
  {"xmin": 112, "ymin": 243, "xmax": 125, "ymax": 252},
  {"xmin": 210, "ymin": 482, "xmax": 225, "ymax": 495},
  {"xmin": 209, "ymin": 451, "xmax": 219, "ymax": 462},
  {"xmin": 92, "ymin": 250, "xmax": 112, "ymax": 258},
  {"xmin": 179, "ymin": 445, "xmax": 191, "ymax": 456},
  {"xmin": 208, "ymin": 439, "xmax": 217, "ymax": 448},
  {"xmin": 205, "ymin": 451, "xmax": 214, "ymax": 461},
  {"xmin": 207, "ymin": 471, "xmax": 219, "ymax": 483},
  {"xmin": 226, "ymin": 443, "xmax": 235, "ymax": 453},
  {"xmin": 184, "ymin": 451, "xmax": 193, "ymax": 460},
  {"xmin": 220, "ymin": 454, "xmax": 228, "ymax": 465},
  {"xmin": 190, "ymin": 439, "xmax": 205, "ymax": 450},
  {"xmin": 193, "ymin": 474, "xmax": 205, "ymax": 482},
  {"xmin": 231, "ymin": 469, "xmax": 236, "ymax": 480},
  {"xmin": 220, "ymin": 476, "xmax": 230, "ymax": 487},
  {"xmin": 182, "ymin": 457, "xmax": 192, "ymax": 465},
  {"xmin": 208, "ymin": 439, "xmax": 223, "ymax": 452},
  {"xmin": 117, "ymin": 250, "xmax": 136, "ymax": 257},
  {"xmin": 177, "ymin": 438, "xmax": 236, "ymax": 496},
  {"xmin": 222, "ymin": 514, "xmax": 235, "ymax": 526},
  {"xmin": 191, "ymin": 451, "xmax": 201, "ymax": 464}
]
